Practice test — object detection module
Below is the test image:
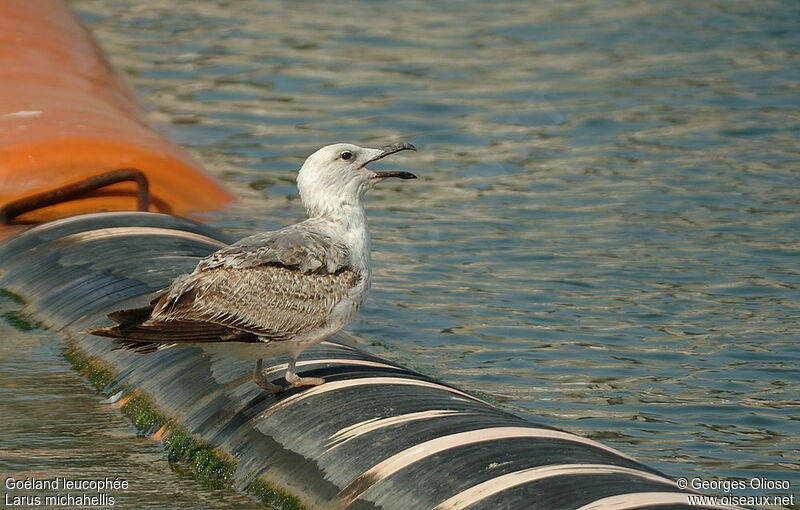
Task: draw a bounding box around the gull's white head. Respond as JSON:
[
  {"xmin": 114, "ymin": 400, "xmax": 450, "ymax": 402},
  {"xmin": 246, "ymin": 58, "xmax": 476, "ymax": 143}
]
[{"xmin": 297, "ymin": 142, "xmax": 417, "ymax": 217}]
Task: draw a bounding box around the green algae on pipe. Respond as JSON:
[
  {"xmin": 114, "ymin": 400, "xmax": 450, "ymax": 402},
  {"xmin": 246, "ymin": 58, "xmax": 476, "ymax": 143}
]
[{"xmin": 63, "ymin": 341, "xmax": 306, "ymax": 510}]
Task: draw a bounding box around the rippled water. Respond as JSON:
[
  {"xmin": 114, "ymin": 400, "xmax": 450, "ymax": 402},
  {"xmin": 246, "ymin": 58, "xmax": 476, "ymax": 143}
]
[
  {"xmin": 6, "ymin": 0, "xmax": 800, "ymax": 506},
  {"xmin": 0, "ymin": 302, "xmax": 255, "ymax": 508}
]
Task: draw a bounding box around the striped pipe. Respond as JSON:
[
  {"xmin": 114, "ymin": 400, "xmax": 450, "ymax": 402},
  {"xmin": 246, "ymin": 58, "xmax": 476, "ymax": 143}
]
[{"xmin": 0, "ymin": 212, "xmax": 747, "ymax": 510}]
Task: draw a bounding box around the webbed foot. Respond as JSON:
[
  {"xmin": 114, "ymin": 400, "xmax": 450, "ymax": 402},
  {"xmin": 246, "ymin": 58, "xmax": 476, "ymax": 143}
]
[
  {"xmin": 285, "ymin": 371, "xmax": 325, "ymax": 388},
  {"xmin": 253, "ymin": 359, "xmax": 284, "ymax": 394}
]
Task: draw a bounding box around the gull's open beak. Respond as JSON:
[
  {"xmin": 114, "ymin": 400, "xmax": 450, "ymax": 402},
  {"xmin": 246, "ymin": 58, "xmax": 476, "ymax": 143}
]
[{"xmin": 362, "ymin": 142, "xmax": 417, "ymax": 180}]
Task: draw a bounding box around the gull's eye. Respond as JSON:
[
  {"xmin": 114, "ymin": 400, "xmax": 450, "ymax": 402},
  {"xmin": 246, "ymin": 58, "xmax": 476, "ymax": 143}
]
[{"xmin": 340, "ymin": 151, "xmax": 353, "ymax": 161}]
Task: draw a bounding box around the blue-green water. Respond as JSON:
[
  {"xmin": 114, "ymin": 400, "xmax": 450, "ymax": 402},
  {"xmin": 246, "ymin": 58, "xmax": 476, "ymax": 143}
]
[{"xmin": 3, "ymin": 0, "xmax": 798, "ymax": 507}]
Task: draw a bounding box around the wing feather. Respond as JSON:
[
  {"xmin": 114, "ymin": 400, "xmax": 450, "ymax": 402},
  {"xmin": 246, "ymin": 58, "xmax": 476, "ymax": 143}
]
[
  {"xmin": 199, "ymin": 221, "xmax": 350, "ymax": 274},
  {"xmin": 152, "ymin": 265, "xmax": 359, "ymax": 341}
]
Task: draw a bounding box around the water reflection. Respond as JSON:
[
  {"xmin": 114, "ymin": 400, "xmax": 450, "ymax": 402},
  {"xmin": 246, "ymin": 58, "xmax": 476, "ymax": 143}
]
[{"xmin": 0, "ymin": 296, "xmax": 255, "ymax": 508}]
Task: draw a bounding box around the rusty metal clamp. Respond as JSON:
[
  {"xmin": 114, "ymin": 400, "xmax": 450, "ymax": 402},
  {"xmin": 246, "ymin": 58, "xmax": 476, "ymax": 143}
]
[{"xmin": 0, "ymin": 168, "xmax": 151, "ymax": 224}]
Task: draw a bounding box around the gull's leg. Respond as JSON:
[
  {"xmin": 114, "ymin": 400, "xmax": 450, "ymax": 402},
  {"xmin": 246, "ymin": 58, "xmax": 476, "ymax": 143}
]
[
  {"xmin": 252, "ymin": 359, "xmax": 284, "ymax": 394},
  {"xmin": 285, "ymin": 355, "xmax": 324, "ymax": 388}
]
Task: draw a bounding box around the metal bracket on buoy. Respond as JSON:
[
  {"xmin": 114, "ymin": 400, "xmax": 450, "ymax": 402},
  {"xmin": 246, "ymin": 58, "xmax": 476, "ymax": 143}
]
[{"xmin": 0, "ymin": 168, "xmax": 151, "ymax": 224}]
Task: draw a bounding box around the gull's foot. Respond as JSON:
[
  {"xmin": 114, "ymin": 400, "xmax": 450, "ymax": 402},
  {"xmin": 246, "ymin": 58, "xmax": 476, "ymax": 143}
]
[
  {"xmin": 254, "ymin": 374, "xmax": 285, "ymax": 394},
  {"xmin": 285, "ymin": 371, "xmax": 325, "ymax": 388},
  {"xmin": 253, "ymin": 359, "xmax": 284, "ymax": 394}
]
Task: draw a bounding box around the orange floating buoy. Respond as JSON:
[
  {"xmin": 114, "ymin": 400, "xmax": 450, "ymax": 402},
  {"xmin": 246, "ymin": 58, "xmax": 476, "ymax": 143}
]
[{"xmin": 0, "ymin": 0, "xmax": 234, "ymax": 228}]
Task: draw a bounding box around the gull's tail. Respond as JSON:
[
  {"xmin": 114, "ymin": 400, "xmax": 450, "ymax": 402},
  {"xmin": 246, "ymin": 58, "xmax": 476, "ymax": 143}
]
[
  {"xmin": 87, "ymin": 301, "xmax": 167, "ymax": 353},
  {"xmin": 86, "ymin": 296, "xmax": 260, "ymax": 353}
]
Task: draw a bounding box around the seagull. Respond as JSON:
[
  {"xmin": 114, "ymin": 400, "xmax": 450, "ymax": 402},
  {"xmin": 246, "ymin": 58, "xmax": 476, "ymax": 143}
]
[{"xmin": 88, "ymin": 142, "xmax": 417, "ymax": 394}]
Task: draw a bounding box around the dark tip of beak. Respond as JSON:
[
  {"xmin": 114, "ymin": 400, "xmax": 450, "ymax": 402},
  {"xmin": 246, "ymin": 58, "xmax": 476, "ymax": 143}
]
[
  {"xmin": 363, "ymin": 142, "xmax": 418, "ymax": 180},
  {"xmin": 373, "ymin": 170, "xmax": 417, "ymax": 180}
]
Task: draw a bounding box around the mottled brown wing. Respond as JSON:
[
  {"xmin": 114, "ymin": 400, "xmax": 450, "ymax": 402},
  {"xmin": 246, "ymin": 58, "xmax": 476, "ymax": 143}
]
[
  {"xmin": 87, "ymin": 221, "xmax": 359, "ymax": 349},
  {"xmin": 150, "ymin": 264, "xmax": 360, "ymax": 342},
  {"xmin": 198, "ymin": 222, "xmax": 351, "ymax": 274}
]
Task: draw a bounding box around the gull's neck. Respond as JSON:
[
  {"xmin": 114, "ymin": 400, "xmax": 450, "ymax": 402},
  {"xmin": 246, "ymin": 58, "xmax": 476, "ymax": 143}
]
[{"xmin": 308, "ymin": 201, "xmax": 371, "ymax": 273}]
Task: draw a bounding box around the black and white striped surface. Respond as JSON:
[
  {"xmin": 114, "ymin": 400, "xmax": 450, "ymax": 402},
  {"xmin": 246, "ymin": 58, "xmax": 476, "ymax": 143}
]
[{"xmin": 0, "ymin": 212, "xmax": 747, "ymax": 510}]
